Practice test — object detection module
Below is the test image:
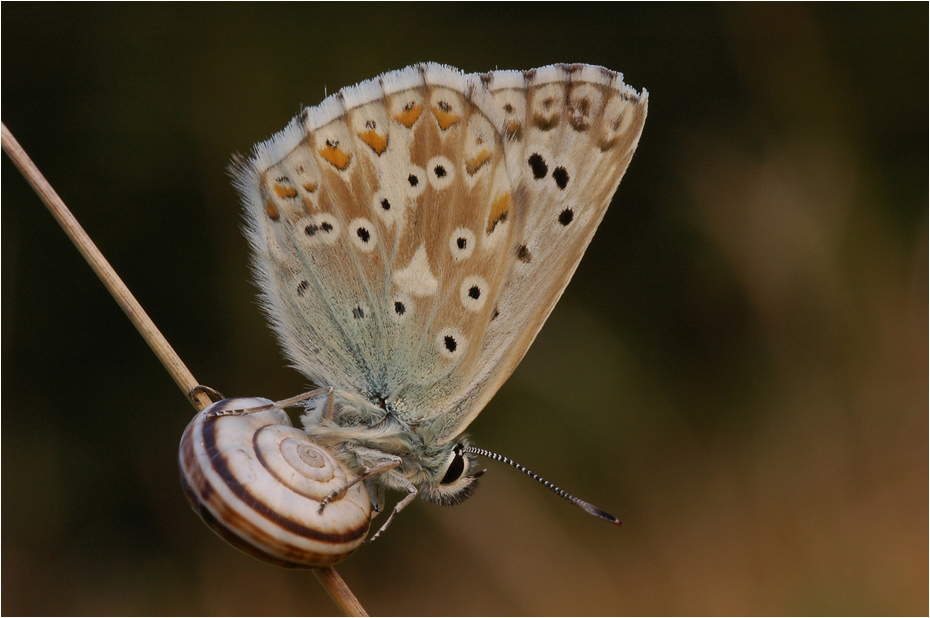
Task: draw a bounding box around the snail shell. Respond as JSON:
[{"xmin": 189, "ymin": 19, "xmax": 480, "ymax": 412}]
[{"xmin": 179, "ymin": 397, "xmax": 371, "ymax": 568}]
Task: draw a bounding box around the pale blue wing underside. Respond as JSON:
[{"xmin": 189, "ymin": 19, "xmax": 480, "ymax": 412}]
[{"xmin": 235, "ymin": 63, "xmax": 647, "ymax": 443}]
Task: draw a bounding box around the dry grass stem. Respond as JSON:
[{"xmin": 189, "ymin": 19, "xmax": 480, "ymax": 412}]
[
  {"xmin": 314, "ymin": 568, "xmax": 370, "ymax": 617},
  {"xmin": 1, "ymin": 121, "xmax": 368, "ymax": 617}
]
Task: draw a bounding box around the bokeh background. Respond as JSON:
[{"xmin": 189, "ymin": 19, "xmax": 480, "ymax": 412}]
[{"xmin": 3, "ymin": 4, "xmax": 926, "ymax": 615}]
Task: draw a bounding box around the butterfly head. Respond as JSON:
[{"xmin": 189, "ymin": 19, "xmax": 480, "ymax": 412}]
[{"xmin": 418, "ymin": 438, "xmax": 486, "ymax": 506}]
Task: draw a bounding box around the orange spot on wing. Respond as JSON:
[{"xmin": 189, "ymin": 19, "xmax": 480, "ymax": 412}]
[
  {"xmin": 318, "ymin": 144, "xmax": 352, "ymax": 170},
  {"xmin": 358, "ymin": 130, "xmax": 388, "ymax": 155},
  {"xmin": 395, "ymin": 103, "xmax": 423, "ymax": 128},
  {"xmin": 432, "ymin": 106, "xmax": 460, "ymax": 130},
  {"xmin": 265, "ymin": 198, "xmax": 280, "ymax": 220},
  {"xmin": 465, "ymin": 149, "xmax": 492, "ymax": 175},
  {"xmin": 303, "ymin": 182, "xmax": 317, "ymax": 193},
  {"xmin": 486, "ymin": 193, "xmax": 511, "ymax": 234},
  {"xmin": 273, "ymin": 184, "xmax": 298, "ymax": 198}
]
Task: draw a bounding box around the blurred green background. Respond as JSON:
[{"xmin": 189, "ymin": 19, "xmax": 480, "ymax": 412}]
[{"xmin": 3, "ymin": 4, "xmax": 926, "ymax": 615}]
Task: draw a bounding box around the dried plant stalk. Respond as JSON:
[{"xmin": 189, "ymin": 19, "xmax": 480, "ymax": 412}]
[{"xmin": 1, "ymin": 121, "xmax": 368, "ymax": 617}]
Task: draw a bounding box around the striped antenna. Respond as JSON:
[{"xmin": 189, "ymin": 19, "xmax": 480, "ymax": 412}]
[{"xmin": 463, "ymin": 446, "xmax": 622, "ymax": 526}]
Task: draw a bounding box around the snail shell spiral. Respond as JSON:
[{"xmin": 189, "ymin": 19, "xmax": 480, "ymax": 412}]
[{"xmin": 179, "ymin": 397, "xmax": 371, "ymax": 568}]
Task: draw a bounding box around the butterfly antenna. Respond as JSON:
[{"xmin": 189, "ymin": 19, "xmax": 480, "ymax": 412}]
[{"xmin": 463, "ymin": 446, "xmax": 622, "ymax": 527}]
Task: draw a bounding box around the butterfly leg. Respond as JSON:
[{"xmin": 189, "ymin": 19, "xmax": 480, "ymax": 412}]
[
  {"xmin": 188, "ymin": 384, "xmax": 225, "ymax": 403},
  {"xmin": 273, "ymin": 386, "xmax": 334, "ymax": 410},
  {"xmin": 366, "ymin": 478, "xmax": 417, "ymax": 543},
  {"xmin": 203, "ymin": 388, "xmax": 333, "ymax": 419},
  {"xmin": 317, "ymin": 455, "xmax": 402, "ymax": 514},
  {"xmin": 203, "ymin": 399, "xmax": 279, "ymax": 419},
  {"xmin": 320, "ymin": 387, "xmax": 336, "ymax": 422},
  {"xmin": 368, "ymin": 483, "xmax": 386, "ymax": 514}
]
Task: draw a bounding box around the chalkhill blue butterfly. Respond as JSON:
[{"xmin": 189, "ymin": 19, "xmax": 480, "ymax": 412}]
[{"xmin": 179, "ymin": 62, "xmax": 648, "ymax": 568}]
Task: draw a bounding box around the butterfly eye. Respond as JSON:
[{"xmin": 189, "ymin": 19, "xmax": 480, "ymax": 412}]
[{"xmin": 440, "ymin": 445, "xmax": 467, "ymax": 485}]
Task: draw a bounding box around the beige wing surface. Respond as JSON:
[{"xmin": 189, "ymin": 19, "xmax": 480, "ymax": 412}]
[
  {"xmin": 236, "ymin": 64, "xmax": 522, "ymax": 422},
  {"xmin": 427, "ymin": 64, "xmax": 648, "ymax": 442}
]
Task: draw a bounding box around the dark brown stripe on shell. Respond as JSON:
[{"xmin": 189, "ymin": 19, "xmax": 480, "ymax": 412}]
[
  {"xmin": 197, "ymin": 500, "xmax": 340, "ymax": 568},
  {"xmin": 202, "ymin": 415, "xmax": 369, "ymax": 545},
  {"xmin": 183, "ymin": 449, "xmax": 340, "ymax": 568}
]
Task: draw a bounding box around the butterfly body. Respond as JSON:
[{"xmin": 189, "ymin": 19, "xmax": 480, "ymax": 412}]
[{"xmin": 222, "ymin": 62, "xmax": 646, "ymax": 539}]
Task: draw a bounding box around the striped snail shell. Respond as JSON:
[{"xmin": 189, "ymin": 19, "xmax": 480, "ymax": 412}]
[{"xmin": 179, "ymin": 397, "xmax": 372, "ymax": 568}]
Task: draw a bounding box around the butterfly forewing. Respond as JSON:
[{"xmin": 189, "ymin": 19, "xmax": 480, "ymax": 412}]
[{"xmin": 430, "ymin": 65, "xmax": 649, "ymax": 440}]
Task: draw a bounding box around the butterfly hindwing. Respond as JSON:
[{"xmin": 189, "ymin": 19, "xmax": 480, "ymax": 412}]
[
  {"xmin": 381, "ymin": 67, "xmax": 518, "ymax": 424},
  {"xmin": 238, "ymin": 64, "xmax": 517, "ymax": 422}
]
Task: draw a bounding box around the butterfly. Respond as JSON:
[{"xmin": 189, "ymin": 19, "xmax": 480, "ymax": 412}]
[{"xmin": 228, "ymin": 62, "xmax": 647, "ymax": 541}]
